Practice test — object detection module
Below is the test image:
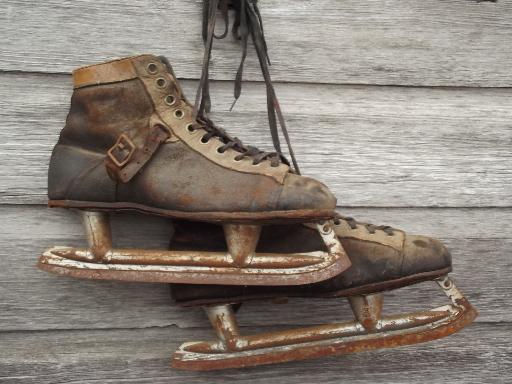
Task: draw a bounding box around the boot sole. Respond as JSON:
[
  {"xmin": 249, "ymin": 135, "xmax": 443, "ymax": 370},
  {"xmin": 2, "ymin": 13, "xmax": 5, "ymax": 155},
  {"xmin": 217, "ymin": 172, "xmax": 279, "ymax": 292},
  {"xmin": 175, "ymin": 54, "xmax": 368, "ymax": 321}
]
[
  {"xmin": 173, "ymin": 267, "xmax": 453, "ymax": 307},
  {"xmin": 48, "ymin": 200, "xmax": 335, "ymax": 224}
]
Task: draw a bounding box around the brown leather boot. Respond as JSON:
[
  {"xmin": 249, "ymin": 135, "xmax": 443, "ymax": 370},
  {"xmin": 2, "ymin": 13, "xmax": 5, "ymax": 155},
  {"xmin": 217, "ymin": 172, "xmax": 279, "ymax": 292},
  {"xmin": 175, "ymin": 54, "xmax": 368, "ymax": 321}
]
[
  {"xmin": 39, "ymin": 55, "xmax": 350, "ymax": 287},
  {"xmin": 169, "ymin": 217, "xmax": 477, "ymax": 371},
  {"xmin": 170, "ymin": 216, "xmax": 453, "ymax": 305},
  {"xmin": 48, "ymin": 54, "xmax": 336, "ymax": 222}
]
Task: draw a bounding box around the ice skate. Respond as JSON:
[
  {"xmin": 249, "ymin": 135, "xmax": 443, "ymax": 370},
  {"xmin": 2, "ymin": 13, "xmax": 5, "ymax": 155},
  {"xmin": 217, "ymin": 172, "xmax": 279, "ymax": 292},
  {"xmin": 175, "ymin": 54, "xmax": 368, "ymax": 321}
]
[
  {"xmin": 168, "ymin": 218, "xmax": 477, "ymax": 370},
  {"xmin": 165, "ymin": 2, "xmax": 477, "ymax": 369},
  {"xmin": 38, "ymin": 55, "xmax": 351, "ymax": 285}
]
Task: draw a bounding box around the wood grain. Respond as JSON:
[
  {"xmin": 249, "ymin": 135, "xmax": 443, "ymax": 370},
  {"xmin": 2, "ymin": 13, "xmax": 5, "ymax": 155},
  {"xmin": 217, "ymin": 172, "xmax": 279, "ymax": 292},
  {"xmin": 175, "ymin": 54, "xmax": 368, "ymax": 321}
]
[
  {"xmin": 1, "ymin": 72, "xmax": 511, "ymax": 206},
  {"xmin": 2, "ymin": 0, "xmax": 510, "ymax": 380},
  {"xmin": 1, "ymin": 0, "xmax": 509, "ymax": 86},
  {"xmin": 0, "ymin": 324, "xmax": 509, "ymax": 383},
  {"xmin": 0, "ymin": 205, "xmax": 508, "ymax": 332}
]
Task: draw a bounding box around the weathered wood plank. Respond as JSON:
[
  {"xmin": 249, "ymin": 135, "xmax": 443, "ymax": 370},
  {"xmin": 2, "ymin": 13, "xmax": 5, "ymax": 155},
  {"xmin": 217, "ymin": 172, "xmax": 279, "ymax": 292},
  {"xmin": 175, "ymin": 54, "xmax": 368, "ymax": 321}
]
[
  {"xmin": 0, "ymin": 205, "xmax": 508, "ymax": 331},
  {"xmin": 0, "ymin": 0, "xmax": 509, "ymax": 86},
  {"xmin": 1, "ymin": 73, "xmax": 511, "ymax": 206},
  {"xmin": 0, "ymin": 324, "xmax": 509, "ymax": 383},
  {"xmin": 2, "ymin": 1, "xmax": 508, "ymax": 382}
]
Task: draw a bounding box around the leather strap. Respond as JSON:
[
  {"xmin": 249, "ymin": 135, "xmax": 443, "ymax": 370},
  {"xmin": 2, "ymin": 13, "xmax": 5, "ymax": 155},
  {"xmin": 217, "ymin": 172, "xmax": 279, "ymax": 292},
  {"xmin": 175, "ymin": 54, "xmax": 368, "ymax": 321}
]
[
  {"xmin": 73, "ymin": 57, "xmax": 138, "ymax": 89},
  {"xmin": 106, "ymin": 124, "xmax": 171, "ymax": 183}
]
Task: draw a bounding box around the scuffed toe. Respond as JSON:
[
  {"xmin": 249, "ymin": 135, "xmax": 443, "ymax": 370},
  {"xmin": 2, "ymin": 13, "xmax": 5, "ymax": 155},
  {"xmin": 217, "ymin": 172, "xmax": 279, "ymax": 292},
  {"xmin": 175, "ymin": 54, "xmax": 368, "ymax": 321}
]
[
  {"xmin": 275, "ymin": 173, "xmax": 337, "ymax": 212},
  {"xmin": 402, "ymin": 235, "xmax": 452, "ymax": 276}
]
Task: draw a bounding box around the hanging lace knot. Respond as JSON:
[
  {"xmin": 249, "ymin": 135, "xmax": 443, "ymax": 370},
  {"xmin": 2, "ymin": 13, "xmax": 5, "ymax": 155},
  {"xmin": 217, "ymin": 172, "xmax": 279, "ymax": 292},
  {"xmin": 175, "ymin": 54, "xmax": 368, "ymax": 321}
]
[{"xmin": 196, "ymin": 0, "xmax": 301, "ymax": 174}]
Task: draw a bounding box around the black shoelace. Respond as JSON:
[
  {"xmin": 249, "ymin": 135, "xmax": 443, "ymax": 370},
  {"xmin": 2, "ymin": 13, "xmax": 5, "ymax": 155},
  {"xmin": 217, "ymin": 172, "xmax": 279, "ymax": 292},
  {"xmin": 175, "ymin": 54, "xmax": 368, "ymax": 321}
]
[
  {"xmin": 334, "ymin": 214, "xmax": 395, "ymax": 236},
  {"xmin": 196, "ymin": 0, "xmax": 301, "ymax": 174},
  {"xmin": 190, "ymin": 117, "xmax": 285, "ymax": 166},
  {"xmin": 160, "ymin": 55, "xmax": 283, "ymax": 166}
]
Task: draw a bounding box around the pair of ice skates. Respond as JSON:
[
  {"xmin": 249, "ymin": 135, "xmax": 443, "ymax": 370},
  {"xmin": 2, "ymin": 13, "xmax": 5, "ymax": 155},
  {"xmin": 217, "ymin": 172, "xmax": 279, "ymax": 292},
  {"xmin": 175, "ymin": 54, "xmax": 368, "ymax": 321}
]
[{"xmin": 39, "ymin": 54, "xmax": 477, "ymax": 370}]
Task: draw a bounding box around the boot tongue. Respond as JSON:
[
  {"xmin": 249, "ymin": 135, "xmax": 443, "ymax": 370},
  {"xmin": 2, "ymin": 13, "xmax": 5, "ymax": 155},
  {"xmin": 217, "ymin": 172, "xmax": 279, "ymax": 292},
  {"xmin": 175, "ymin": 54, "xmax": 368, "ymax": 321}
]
[
  {"xmin": 158, "ymin": 55, "xmax": 176, "ymax": 75},
  {"xmin": 158, "ymin": 56, "xmax": 180, "ymax": 86}
]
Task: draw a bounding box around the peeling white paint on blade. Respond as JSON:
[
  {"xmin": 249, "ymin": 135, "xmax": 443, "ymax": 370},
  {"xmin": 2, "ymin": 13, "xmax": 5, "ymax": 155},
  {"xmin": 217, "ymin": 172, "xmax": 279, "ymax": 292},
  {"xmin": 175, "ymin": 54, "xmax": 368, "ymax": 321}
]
[
  {"xmin": 171, "ymin": 277, "xmax": 476, "ymax": 369},
  {"xmin": 42, "ymin": 250, "xmax": 334, "ymax": 274}
]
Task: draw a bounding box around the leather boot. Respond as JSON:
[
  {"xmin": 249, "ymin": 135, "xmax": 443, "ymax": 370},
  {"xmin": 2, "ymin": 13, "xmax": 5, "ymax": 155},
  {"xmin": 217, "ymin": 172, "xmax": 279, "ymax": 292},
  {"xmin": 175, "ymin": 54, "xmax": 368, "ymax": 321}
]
[
  {"xmin": 48, "ymin": 54, "xmax": 336, "ymax": 222},
  {"xmin": 169, "ymin": 217, "xmax": 477, "ymax": 371},
  {"xmin": 170, "ymin": 216, "xmax": 452, "ymax": 306}
]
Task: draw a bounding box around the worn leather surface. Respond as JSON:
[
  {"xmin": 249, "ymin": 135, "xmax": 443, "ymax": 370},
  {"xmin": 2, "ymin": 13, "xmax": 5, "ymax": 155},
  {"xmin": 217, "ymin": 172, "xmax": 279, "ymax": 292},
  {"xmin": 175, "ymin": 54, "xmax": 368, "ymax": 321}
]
[
  {"xmin": 132, "ymin": 55, "xmax": 291, "ymax": 183},
  {"xmin": 73, "ymin": 57, "xmax": 138, "ymax": 88},
  {"xmin": 325, "ymin": 219, "xmax": 405, "ymax": 250},
  {"xmin": 170, "ymin": 220, "xmax": 452, "ymax": 305},
  {"xmin": 48, "ymin": 55, "xmax": 336, "ymax": 214}
]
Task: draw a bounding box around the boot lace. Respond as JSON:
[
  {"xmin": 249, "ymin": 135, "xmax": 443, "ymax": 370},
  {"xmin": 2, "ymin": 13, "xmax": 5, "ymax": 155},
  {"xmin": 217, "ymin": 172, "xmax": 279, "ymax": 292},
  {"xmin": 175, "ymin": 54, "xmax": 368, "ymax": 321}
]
[
  {"xmin": 191, "ymin": 117, "xmax": 286, "ymax": 167},
  {"xmin": 197, "ymin": 0, "xmax": 301, "ymax": 174},
  {"xmin": 159, "ymin": 56, "xmax": 285, "ymax": 167},
  {"xmin": 333, "ymin": 214, "xmax": 395, "ymax": 236}
]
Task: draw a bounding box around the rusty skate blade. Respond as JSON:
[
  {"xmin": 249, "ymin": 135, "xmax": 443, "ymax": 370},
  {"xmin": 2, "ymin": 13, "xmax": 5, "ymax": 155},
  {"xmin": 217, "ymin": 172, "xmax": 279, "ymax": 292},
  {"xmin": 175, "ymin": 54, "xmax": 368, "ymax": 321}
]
[
  {"xmin": 38, "ymin": 245, "xmax": 346, "ymax": 286},
  {"xmin": 39, "ymin": 219, "xmax": 350, "ymax": 285},
  {"xmin": 37, "ymin": 250, "xmax": 344, "ymax": 285},
  {"xmin": 171, "ymin": 277, "xmax": 477, "ymax": 370}
]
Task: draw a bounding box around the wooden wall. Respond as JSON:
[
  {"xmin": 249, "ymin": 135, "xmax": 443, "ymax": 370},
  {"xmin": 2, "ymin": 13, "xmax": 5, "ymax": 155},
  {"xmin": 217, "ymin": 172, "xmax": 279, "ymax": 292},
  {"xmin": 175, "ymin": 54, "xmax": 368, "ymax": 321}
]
[{"xmin": 1, "ymin": 1, "xmax": 511, "ymax": 382}]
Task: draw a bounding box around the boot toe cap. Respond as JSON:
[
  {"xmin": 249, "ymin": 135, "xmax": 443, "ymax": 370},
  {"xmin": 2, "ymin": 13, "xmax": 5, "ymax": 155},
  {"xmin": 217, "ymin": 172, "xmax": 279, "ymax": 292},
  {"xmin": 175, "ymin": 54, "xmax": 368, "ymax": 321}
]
[
  {"xmin": 275, "ymin": 174, "xmax": 337, "ymax": 212},
  {"xmin": 402, "ymin": 235, "xmax": 452, "ymax": 276}
]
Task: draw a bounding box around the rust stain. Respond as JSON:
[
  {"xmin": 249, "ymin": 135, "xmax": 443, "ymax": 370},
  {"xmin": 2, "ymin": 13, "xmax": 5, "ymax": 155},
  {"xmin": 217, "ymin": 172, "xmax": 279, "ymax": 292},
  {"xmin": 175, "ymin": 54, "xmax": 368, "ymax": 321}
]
[{"xmin": 171, "ymin": 299, "xmax": 477, "ymax": 371}]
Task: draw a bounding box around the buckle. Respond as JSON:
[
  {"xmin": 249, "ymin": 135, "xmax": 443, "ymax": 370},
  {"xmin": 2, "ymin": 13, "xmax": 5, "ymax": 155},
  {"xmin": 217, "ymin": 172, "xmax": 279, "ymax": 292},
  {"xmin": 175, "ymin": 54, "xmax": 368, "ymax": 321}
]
[{"xmin": 107, "ymin": 134, "xmax": 136, "ymax": 167}]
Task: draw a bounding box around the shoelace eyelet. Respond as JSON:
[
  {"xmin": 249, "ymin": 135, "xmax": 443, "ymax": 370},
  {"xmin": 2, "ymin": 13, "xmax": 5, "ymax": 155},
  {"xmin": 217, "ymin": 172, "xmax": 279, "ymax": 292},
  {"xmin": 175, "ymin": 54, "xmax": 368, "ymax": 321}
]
[
  {"xmin": 147, "ymin": 63, "xmax": 159, "ymax": 75},
  {"xmin": 174, "ymin": 109, "xmax": 184, "ymax": 119},
  {"xmin": 156, "ymin": 78, "xmax": 167, "ymax": 88},
  {"xmin": 164, "ymin": 95, "xmax": 176, "ymax": 106}
]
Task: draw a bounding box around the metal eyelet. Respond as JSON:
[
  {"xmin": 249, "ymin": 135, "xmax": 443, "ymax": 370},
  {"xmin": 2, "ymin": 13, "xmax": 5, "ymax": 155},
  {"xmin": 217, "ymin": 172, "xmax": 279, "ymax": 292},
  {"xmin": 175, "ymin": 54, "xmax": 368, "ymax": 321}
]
[
  {"xmin": 156, "ymin": 78, "xmax": 167, "ymax": 88},
  {"xmin": 200, "ymin": 135, "xmax": 210, "ymax": 144},
  {"xmin": 164, "ymin": 95, "xmax": 176, "ymax": 106},
  {"xmin": 217, "ymin": 147, "xmax": 226, "ymax": 154},
  {"xmin": 174, "ymin": 109, "xmax": 184, "ymax": 119},
  {"xmin": 147, "ymin": 63, "xmax": 158, "ymax": 75},
  {"xmin": 319, "ymin": 222, "xmax": 332, "ymax": 235},
  {"xmin": 186, "ymin": 123, "xmax": 195, "ymax": 133}
]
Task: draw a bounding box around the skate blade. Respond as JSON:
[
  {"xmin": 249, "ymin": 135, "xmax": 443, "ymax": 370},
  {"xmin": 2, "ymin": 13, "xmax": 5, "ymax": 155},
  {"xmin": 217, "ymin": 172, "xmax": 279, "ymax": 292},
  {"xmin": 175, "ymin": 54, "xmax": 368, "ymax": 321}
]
[
  {"xmin": 39, "ymin": 210, "xmax": 350, "ymax": 285},
  {"xmin": 171, "ymin": 277, "xmax": 478, "ymax": 370},
  {"xmin": 38, "ymin": 221, "xmax": 350, "ymax": 285},
  {"xmin": 38, "ymin": 247, "xmax": 345, "ymax": 286}
]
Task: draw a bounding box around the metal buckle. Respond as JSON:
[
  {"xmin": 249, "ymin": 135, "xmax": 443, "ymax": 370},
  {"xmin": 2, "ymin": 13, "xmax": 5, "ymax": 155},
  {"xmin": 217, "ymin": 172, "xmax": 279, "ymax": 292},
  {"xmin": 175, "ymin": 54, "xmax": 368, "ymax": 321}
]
[{"xmin": 107, "ymin": 134, "xmax": 136, "ymax": 167}]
